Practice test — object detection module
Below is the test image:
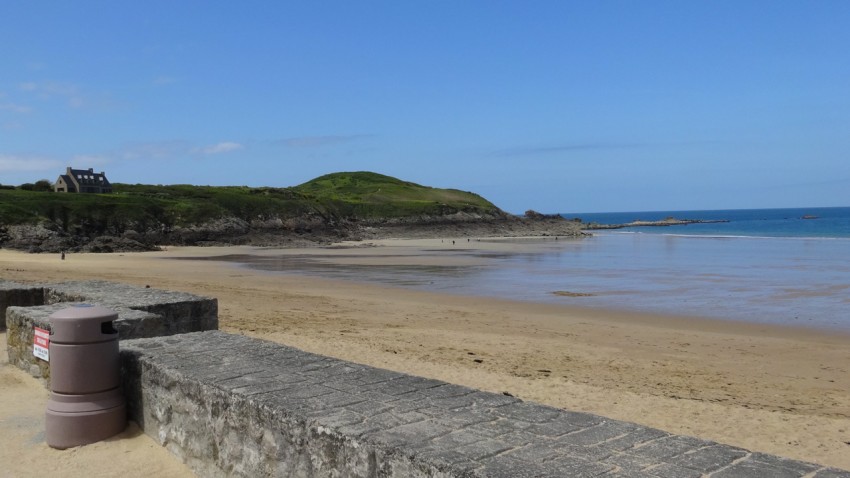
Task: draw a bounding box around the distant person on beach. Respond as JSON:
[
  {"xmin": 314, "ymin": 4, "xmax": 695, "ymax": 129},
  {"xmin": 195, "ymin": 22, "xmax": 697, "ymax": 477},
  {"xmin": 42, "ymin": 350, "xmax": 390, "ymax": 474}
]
[{"xmin": 60, "ymin": 251, "xmax": 65, "ymax": 260}]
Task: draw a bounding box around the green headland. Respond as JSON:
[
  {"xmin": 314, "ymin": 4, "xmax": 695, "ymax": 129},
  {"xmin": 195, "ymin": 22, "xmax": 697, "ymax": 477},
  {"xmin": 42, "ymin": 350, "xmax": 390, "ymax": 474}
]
[{"xmin": 0, "ymin": 171, "xmax": 581, "ymax": 252}]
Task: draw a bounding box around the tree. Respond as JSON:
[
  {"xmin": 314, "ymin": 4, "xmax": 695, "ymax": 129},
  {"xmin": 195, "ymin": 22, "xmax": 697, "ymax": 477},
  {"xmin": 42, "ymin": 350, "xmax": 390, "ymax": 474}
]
[{"xmin": 33, "ymin": 179, "xmax": 53, "ymax": 192}]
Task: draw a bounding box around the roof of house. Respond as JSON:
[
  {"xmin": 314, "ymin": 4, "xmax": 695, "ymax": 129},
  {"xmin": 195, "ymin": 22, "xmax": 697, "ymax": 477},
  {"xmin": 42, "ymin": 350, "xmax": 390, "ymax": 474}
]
[{"xmin": 67, "ymin": 168, "xmax": 110, "ymax": 186}]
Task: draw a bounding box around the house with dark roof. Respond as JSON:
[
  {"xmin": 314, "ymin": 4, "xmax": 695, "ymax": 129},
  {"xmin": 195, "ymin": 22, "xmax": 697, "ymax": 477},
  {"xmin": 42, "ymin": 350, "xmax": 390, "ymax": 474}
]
[{"xmin": 54, "ymin": 167, "xmax": 113, "ymax": 193}]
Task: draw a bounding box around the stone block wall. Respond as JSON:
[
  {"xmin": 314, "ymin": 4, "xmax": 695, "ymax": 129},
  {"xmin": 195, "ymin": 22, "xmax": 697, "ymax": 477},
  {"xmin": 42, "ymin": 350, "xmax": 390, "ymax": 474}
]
[
  {"xmin": 0, "ymin": 280, "xmax": 45, "ymax": 332},
  {"xmin": 121, "ymin": 331, "xmax": 850, "ymax": 478},
  {"xmin": 3, "ymin": 280, "xmax": 217, "ymax": 381}
]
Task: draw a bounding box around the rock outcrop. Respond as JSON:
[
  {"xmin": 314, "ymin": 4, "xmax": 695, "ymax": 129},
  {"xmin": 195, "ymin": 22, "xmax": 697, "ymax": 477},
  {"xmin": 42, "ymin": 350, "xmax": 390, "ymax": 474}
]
[{"xmin": 0, "ymin": 212, "xmax": 585, "ymax": 253}]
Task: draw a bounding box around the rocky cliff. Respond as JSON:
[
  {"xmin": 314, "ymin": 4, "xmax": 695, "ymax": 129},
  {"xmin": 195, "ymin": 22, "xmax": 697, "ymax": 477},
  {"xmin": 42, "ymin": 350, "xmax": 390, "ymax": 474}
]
[{"xmin": 0, "ymin": 211, "xmax": 584, "ymax": 253}]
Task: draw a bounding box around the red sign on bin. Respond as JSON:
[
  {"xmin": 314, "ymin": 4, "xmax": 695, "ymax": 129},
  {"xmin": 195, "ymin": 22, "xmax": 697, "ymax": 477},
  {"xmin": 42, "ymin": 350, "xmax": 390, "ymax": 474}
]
[{"xmin": 33, "ymin": 327, "xmax": 50, "ymax": 361}]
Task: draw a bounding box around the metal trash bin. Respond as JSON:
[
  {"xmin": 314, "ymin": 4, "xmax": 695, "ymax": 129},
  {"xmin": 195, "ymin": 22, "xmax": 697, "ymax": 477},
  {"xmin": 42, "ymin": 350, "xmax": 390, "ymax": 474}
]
[{"xmin": 45, "ymin": 304, "xmax": 127, "ymax": 449}]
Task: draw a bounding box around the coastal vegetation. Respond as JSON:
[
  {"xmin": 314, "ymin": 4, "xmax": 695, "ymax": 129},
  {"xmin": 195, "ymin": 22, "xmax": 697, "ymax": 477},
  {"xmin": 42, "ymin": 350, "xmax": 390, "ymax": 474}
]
[
  {"xmin": 0, "ymin": 171, "xmax": 580, "ymax": 252},
  {"xmin": 0, "ymin": 172, "xmax": 499, "ymax": 228},
  {"xmin": 292, "ymin": 171, "xmax": 499, "ymax": 218}
]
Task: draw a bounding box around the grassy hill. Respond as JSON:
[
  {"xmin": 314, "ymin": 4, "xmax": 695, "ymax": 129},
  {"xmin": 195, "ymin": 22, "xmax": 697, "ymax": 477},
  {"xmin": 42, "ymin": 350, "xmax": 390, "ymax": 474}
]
[
  {"xmin": 293, "ymin": 172, "xmax": 498, "ymax": 218},
  {"xmin": 0, "ymin": 172, "xmax": 502, "ymax": 234}
]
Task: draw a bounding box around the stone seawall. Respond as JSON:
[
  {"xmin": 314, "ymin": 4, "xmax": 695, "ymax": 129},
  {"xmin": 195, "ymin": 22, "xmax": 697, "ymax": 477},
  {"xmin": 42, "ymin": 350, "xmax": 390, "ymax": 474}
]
[
  {"xmin": 0, "ymin": 280, "xmax": 45, "ymax": 332},
  {"xmin": 3, "ymin": 280, "xmax": 217, "ymax": 380},
  {"xmin": 121, "ymin": 331, "xmax": 849, "ymax": 478}
]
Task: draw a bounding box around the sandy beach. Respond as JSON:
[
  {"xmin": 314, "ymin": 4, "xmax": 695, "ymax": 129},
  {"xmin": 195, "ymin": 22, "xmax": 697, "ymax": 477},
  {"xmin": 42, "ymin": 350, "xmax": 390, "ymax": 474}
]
[{"xmin": 2, "ymin": 240, "xmax": 849, "ymax": 474}]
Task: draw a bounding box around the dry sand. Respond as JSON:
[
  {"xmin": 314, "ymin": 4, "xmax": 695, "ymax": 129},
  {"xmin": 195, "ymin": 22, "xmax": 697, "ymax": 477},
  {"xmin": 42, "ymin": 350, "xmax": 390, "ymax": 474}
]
[
  {"xmin": 0, "ymin": 335, "xmax": 195, "ymax": 478},
  {"xmin": 1, "ymin": 240, "xmax": 849, "ymax": 474}
]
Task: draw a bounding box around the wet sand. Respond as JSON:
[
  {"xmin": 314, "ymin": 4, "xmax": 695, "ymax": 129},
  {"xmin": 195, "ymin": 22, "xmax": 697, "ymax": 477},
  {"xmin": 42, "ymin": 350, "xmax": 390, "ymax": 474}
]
[
  {"xmin": 179, "ymin": 233, "xmax": 850, "ymax": 331},
  {"xmin": 1, "ymin": 240, "xmax": 849, "ymax": 471}
]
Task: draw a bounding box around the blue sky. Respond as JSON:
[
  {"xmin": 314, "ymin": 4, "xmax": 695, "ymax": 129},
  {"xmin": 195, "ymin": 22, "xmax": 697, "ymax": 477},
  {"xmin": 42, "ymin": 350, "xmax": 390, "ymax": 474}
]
[{"xmin": 1, "ymin": 1, "xmax": 848, "ymax": 213}]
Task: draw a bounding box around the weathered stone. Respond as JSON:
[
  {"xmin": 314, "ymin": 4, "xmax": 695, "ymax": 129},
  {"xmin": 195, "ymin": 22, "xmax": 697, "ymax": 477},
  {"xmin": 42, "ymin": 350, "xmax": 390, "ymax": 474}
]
[
  {"xmin": 4, "ymin": 280, "xmax": 217, "ymax": 383},
  {"xmin": 119, "ymin": 331, "xmax": 846, "ymax": 477},
  {"xmin": 557, "ymin": 421, "xmax": 640, "ymax": 447},
  {"xmin": 0, "ymin": 280, "xmax": 44, "ymax": 332},
  {"xmin": 628, "ymin": 435, "xmax": 713, "ymax": 461},
  {"xmin": 536, "ymin": 455, "xmax": 616, "ymax": 477},
  {"xmin": 643, "ymin": 462, "xmax": 703, "ymax": 478},
  {"xmin": 711, "ymin": 461, "xmax": 812, "ymax": 478},
  {"xmin": 813, "ymin": 469, "xmax": 850, "ymax": 478},
  {"xmin": 668, "ymin": 444, "xmax": 749, "ymax": 473}
]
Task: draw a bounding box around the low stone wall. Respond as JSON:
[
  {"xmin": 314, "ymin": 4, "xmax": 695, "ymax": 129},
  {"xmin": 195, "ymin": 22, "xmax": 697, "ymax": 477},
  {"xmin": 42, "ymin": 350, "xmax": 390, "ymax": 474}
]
[
  {"xmin": 0, "ymin": 280, "xmax": 45, "ymax": 332},
  {"xmin": 4, "ymin": 280, "xmax": 217, "ymax": 380},
  {"xmin": 121, "ymin": 331, "xmax": 849, "ymax": 478}
]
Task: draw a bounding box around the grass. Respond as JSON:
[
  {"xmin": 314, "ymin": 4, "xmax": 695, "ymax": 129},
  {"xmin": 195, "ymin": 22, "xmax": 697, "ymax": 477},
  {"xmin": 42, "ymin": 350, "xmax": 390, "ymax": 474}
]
[
  {"xmin": 293, "ymin": 171, "xmax": 498, "ymax": 218},
  {"xmin": 0, "ymin": 172, "xmax": 502, "ymax": 233}
]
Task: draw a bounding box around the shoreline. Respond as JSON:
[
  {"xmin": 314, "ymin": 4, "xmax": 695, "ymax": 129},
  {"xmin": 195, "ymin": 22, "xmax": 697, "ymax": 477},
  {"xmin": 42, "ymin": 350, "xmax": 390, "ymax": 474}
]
[
  {"xmin": 172, "ymin": 244, "xmax": 850, "ymax": 340},
  {"xmin": 1, "ymin": 242, "xmax": 849, "ymax": 470},
  {"xmin": 164, "ymin": 235, "xmax": 850, "ymax": 333}
]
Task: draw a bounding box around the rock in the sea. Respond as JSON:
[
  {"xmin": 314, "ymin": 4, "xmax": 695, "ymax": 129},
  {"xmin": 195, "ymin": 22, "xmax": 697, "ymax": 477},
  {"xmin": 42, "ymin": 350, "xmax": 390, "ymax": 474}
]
[{"xmin": 552, "ymin": 290, "xmax": 595, "ymax": 297}]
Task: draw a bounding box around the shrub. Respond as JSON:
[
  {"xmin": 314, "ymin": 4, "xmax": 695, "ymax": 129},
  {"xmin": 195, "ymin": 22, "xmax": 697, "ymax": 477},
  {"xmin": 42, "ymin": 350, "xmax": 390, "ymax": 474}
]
[{"xmin": 33, "ymin": 180, "xmax": 54, "ymax": 192}]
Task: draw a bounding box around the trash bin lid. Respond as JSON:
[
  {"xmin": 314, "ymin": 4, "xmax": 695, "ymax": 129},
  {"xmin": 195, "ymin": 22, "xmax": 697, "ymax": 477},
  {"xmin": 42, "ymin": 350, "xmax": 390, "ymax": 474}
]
[{"xmin": 49, "ymin": 304, "xmax": 118, "ymax": 344}]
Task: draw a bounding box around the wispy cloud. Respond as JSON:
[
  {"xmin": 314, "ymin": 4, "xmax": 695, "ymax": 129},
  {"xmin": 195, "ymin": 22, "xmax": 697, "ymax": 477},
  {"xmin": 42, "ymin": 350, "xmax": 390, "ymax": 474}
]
[
  {"xmin": 119, "ymin": 140, "xmax": 193, "ymax": 160},
  {"xmin": 491, "ymin": 142, "xmax": 644, "ymax": 158},
  {"xmin": 71, "ymin": 154, "xmax": 111, "ymax": 167},
  {"xmin": 0, "ymin": 154, "xmax": 62, "ymax": 173},
  {"xmin": 0, "ymin": 103, "xmax": 32, "ymax": 114},
  {"xmin": 193, "ymin": 142, "xmax": 244, "ymax": 155},
  {"xmin": 19, "ymin": 80, "xmax": 85, "ymax": 108},
  {"xmin": 491, "ymin": 139, "xmax": 730, "ymax": 158},
  {"xmin": 152, "ymin": 75, "xmax": 178, "ymax": 86},
  {"xmin": 117, "ymin": 140, "xmax": 244, "ymax": 160},
  {"xmin": 278, "ymin": 134, "xmax": 371, "ymax": 148}
]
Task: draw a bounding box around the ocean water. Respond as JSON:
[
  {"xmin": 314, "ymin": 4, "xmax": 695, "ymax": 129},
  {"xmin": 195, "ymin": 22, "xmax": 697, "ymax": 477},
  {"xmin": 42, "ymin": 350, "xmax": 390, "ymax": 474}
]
[
  {"xmin": 563, "ymin": 206, "xmax": 850, "ymax": 238},
  {"xmin": 200, "ymin": 207, "xmax": 850, "ymax": 332}
]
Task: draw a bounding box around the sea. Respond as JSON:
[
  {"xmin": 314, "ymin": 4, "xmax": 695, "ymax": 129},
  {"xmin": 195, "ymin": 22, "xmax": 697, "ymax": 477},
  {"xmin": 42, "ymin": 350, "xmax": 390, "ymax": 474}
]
[
  {"xmin": 566, "ymin": 206, "xmax": 850, "ymax": 239},
  {"xmin": 213, "ymin": 207, "xmax": 850, "ymax": 332}
]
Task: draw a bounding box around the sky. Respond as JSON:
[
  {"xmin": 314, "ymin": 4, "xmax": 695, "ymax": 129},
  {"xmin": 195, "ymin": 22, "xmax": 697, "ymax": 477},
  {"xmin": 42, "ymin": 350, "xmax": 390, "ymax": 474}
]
[{"xmin": 1, "ymin": 1, "xmax": 848, "ymax": 213}]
